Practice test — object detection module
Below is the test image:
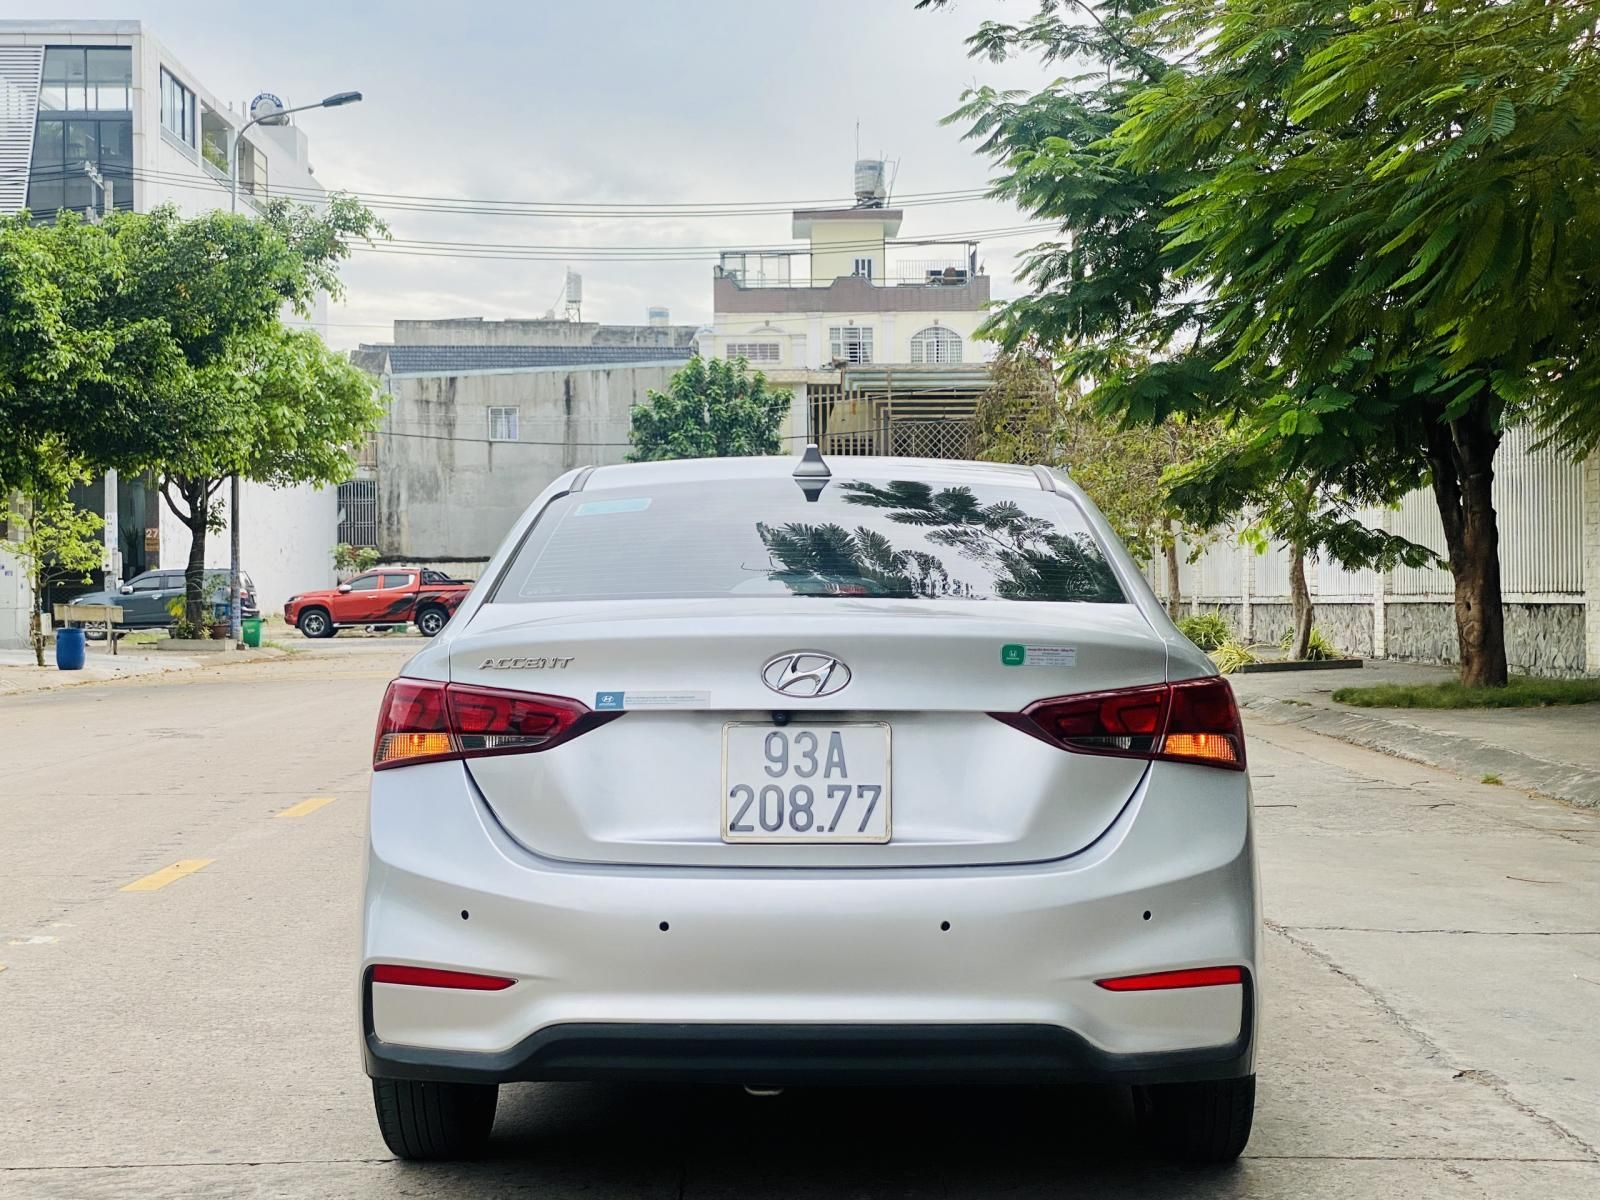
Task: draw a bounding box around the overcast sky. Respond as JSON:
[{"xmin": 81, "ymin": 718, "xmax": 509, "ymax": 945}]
[{"xmin": 31, "ymin": 0, "xmax": 1054, "ymax": 348}]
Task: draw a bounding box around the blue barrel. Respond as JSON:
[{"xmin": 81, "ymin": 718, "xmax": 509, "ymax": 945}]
[{"xmin": 55, "ymin": 627, "xmax": 87, "ymax": 671}]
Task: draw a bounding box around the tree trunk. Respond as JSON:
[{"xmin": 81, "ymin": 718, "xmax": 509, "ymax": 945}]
[
  {"xmin": 1164, "ymin": 523, "xmax": 1181, "ymax": 619},
  {"xmin": 183, "ymin": 488, "xmax": 209, "ymax": 628},
  {"xmin": 1288, "ymin": 541, "xmax": 1313, "ymax": 660},
  {"xmin": 1424, "ymin": 412, "xmax": 1508, "ymax": 687},
  {"xmin": 161, "ymin": 475, "xmax": 216, "ymax": 630}
]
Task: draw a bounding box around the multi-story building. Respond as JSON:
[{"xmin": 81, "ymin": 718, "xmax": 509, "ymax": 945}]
[
  {"xmin": 0, "ymin": 20, "xmax": 340, "ymax": 643},
  {"xmin": 349, "ymin": 314, "xmax": 699, "ymax": 573},
  {"xmin": 699, "ymin": 163, "xmax": 995, "ymax": 459}
]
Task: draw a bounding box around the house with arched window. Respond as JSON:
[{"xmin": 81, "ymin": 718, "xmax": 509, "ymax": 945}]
[{"xmin": 705, "ymin": 166, "xmax": 996, "ymax": 460}]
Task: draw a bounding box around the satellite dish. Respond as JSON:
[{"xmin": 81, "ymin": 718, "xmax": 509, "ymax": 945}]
[{"xmin": 249, "ymin": 93, "xmax": 287, "ymax": 125}]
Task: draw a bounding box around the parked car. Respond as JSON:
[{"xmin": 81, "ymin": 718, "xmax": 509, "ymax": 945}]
[
  {"xmin": 359, "ymin": 453, "xmax": 1260, "ymax": 1164},
  {"xmin": 284, "ymin": 568, "xmax": 472, "ymax": 638},
  {"xmin": 70, "ymin": 569, "xmax": 258, "ymax": 636}
]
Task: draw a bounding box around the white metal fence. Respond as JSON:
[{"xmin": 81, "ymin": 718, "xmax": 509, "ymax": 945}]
[{"xmin": 1152, "ymin": 428, "xmax": 1589, "ymax": 607}]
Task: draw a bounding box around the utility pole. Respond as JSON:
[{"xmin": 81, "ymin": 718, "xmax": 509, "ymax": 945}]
[
  {"xmin": 83, "ymin": 163, "xmax": 122, "ymax": 595},
  {"xmin": 226, "ymin": 89, "xmax": 361, "ymax": 644}
]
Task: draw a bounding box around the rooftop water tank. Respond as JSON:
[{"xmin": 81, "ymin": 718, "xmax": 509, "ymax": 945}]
[{"xmin": 853, "ymin": 159, "xmax": 887, "ymax": 207}]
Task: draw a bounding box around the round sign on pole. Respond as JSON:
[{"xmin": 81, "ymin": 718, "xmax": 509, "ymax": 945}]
[{"xmin": 249, "ymin": 93, "xmax": 286, "ymax": 125}]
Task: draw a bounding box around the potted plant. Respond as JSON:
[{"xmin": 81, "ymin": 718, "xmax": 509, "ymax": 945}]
[
  {"xmin": 158, "ymin": 595, "xmax": 218, "ymax": 649},
  {"xmin": 333, "ymin": 542, "xmax": 379, "ymax": 582}
]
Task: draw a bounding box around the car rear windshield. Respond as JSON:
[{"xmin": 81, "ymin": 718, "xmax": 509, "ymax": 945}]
[{"xmin": 493, "ymin": 477, "xmax": 1125, "ymax": 604}]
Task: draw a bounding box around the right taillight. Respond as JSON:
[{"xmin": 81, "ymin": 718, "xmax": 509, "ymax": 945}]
[
  {"xmin": 993, "ymin": 677, "xmax": 1245, "ymax": 770},
  {"xmin": 373, "ymin": 679, "xmax": 615, "ymax": 770}
]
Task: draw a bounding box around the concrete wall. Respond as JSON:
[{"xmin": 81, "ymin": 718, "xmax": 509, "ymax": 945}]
[
  {"xmin": 0, "ymin": 546, "xmax": 28, "ymax": 649},
  {"xmin": 376, "ymin": 364, "xmax": 676, "ymax": 560},
  {"xmin": 809, "ymin": 218, "xmax": 888, "ymax": 282},
  {"xmin": 155, "ymin": 480, "xmax": 338, "ymax": 614}
]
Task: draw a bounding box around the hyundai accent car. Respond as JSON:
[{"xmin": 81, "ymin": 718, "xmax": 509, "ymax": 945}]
[{"xmin": 360, "ymin": 452, "xmax": 1259, "ymax": 1164}]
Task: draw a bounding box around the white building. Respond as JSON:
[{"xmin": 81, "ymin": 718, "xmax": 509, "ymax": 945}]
[
  {"xmin": 700, "ymin": 163, "xmax": 996, "ymax": 459},
  {"xmin": 0, "ymin": 20, "xmax": 343, "ymax": 644}
]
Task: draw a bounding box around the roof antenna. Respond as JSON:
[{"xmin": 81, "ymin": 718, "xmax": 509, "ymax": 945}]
[{"xmin": 793, "ymin": 443, "xmax": 831, "ymax": 502}]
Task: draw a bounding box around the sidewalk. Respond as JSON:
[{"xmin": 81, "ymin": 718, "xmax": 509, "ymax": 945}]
[
  {"xmin": 1231, "ymin": 660, "xmax": 1600, "ymax": 808},
  {"xmin": 0, "ymin": 642, "xmax": 284, "ymax": 697}
]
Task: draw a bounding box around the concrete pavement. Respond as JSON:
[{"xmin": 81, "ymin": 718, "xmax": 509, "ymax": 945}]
[
  {"xmin": 1232, "ymin": 661, "xmax": 1600, "ymax": 808},
  {"xmin": 0, "ymin": 646, "xmax": 1596, "ymax": 1197}
]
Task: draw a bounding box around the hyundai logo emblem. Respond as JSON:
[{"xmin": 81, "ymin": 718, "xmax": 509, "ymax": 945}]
[{"xmin": 761, "ymin": 651, "xmax": 851, "ymax": 699}]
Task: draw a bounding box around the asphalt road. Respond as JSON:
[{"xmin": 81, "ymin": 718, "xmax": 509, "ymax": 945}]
[{"xmin": 1, "ymin": 643, "xmax": 1596, "ymax": 1198}]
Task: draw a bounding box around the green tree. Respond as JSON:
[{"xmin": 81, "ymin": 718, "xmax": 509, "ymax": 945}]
[
  {"xmin": 2, "ymin": 444, "xmax": 104, "ymax": 666},
  {"xmin": 1, "ymin": 199, "xmax": 386, "ymax": 624},
  {"xmin": 629, "ymin": 356, "xmax": 789, "ymax": 462},
  {"xmin": 1107, "ymin": 0, "xmax": 1600, "ymax": 684},
  {"xmin": 925, "ymin": 0, "xmax": 1497, "ymax": 681}
]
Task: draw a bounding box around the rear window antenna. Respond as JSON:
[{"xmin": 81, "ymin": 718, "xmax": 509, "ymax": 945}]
[
  {"xmin": 793, "ymin": 444, "xmax": 830, "ymax": 502},
  {"xmin": 793, "ymin": 444, "xmax": 831, "ymax": 479}
]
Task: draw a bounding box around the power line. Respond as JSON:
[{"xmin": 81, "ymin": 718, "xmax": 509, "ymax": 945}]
[{"xmin": 23, "ymin": 163, "xmax": 998, "ymax": 219}]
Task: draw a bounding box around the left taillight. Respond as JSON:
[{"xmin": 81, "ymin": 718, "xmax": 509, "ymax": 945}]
[
  {"xmin": 993, "ymin": 676, "xmax": 1246, "ymax": 771},
  {"xmin": 373, "ymin": 679, "xmax": 611, "ymax": 770}
]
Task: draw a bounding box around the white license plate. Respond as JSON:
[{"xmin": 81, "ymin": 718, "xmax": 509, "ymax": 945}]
[{"xmin": 721, "ymin": 722, "xmax": 891, "ymax": 844}]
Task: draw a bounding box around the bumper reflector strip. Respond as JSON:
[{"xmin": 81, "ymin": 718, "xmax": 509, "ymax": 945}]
[
  {"xmin": 371, "ymin": 964, "xmax": 515, "ymax": 991},
  {"xmin": 1095, "ymin": 966, "xmax": 1244, "ymax": 991}
]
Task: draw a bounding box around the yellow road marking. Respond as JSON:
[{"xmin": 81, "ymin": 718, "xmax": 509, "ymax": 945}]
[
  {"xmin": 120, "ymin": 859, "xmax": 214, "ymax": 892},
  {"xmin": 276, "ymin": 796, "xmax": 335, "ymax": 819}
]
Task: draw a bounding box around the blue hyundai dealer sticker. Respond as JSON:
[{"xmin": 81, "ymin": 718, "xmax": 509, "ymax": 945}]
[{"xmin": 595, "ymin": 691, "xmax": 709, "ymax": 711}]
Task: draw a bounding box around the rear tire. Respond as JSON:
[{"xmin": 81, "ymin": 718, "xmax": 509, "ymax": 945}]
[
  {"xmin": 415, "ymin": 606, "xmax": 447, "ymax": 637},
  {"xmin": 1138, "ymin": 1075, "xmax": 1255, "ymax": 1164},
  {"xmin": 371, "ymin": 1077, "xmax": 497, "ymax": 1161},
  {"xmin": 297, "ymin": 608, "xmax": 335, "ymax": 639}
]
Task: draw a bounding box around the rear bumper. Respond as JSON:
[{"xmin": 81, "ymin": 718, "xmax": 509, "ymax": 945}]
[
  {"xmin": 361, "ymin": 760, "xmax": 1261, "ymax": 1085},
  {"xmin": 363, "ymin": 996, "xmax": 1253, "ymax": 1087}
]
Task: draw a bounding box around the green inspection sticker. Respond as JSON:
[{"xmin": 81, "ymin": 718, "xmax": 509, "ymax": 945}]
[{"xmin": 1002, "ymin": 644, "xmax": 1077, "ymax": 668}]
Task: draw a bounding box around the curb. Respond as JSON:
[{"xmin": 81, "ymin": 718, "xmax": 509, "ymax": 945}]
[
  {"xmin": 1241, "ymin": 697, "xmax": 1600, "ymax": 809},
  {"xmin": 1233, "ymin": 658, "xmax": 1365, "ymax": 674}
]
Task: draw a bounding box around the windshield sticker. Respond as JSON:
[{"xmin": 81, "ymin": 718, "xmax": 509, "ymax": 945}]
[
  {"xmin": 1001, "ymin": 644, "xmax": 1077, "ymax": 668},
  {"xmin": 595, "ymin": 690, "xmax": 711, "ymax": 711},
  {"xmin": 574, "ymin": 498, "xmax": 652, "ymax": 517}
]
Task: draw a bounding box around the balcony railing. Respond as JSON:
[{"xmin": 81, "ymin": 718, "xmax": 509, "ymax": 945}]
[{"xmin": 717, "ymin": 248, "xmax": 981, "ymax": 289}]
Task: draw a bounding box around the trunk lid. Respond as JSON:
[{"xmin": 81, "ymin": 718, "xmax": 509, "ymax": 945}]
[{"xmin": 452, "ymin": 598, "xmax": 1166, "ymax": 867}]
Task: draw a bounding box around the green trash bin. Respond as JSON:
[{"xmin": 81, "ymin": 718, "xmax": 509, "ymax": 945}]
[{"xmin": 241, "ymin": 616, "xmax": 263, "ymax": 648}]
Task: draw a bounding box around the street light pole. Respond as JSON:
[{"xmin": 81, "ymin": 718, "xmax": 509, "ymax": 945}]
[{"xmin": 224, "ymin": 90, "xmax": 361, "ymax": 644}]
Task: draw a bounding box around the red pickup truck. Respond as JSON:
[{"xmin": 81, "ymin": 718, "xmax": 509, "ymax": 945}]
[{"xmin": 283, "ymin": 568, "xmax": 472, "ymax": 638}]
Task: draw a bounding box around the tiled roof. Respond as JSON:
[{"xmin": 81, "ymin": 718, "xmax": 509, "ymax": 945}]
[{"xmin": 365, "ymin": 343, "xmax": 696, "ymax": 375}]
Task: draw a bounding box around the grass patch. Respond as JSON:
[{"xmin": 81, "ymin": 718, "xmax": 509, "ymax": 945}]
[
  {"xmin": 1480, "ymin": 773, "xmax": 1503, "ymax": 786},
  {"xmin": 1333, "ymin": 677, "xmax": 1600, "ymax": 709}
]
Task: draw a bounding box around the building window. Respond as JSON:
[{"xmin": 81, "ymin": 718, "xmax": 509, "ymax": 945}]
[
  {"xmin": 852, "ymin": 257, "xmax": 874, "ymax": 279},
  {"xmin": 726, "ymin": 342, "xmax": 781, "ymax": 364},
  {"xmin": 27, "ymin": 114, "xmax": 132, "ymax": 217},
  {"xmin": 488, "ymin": 407, "xmax": 520, "ymax": 442},
  {"xmin": 910, "ymin": 326, "xmax": 964, "ymax": 365},
  {"xmin": 829, "ymin": 326, "xmax": 873, "ymax": 365},
  {"xmin": 160, "ymin": 68, "xmax": 196, "ymax": 145},
  {"xmin": 336, "ymin": 480, "xmax": 377, "ymax": 549},
  {"xmin": 39, "ymin": 47, "xmax": 131, "ymax": 112}
]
